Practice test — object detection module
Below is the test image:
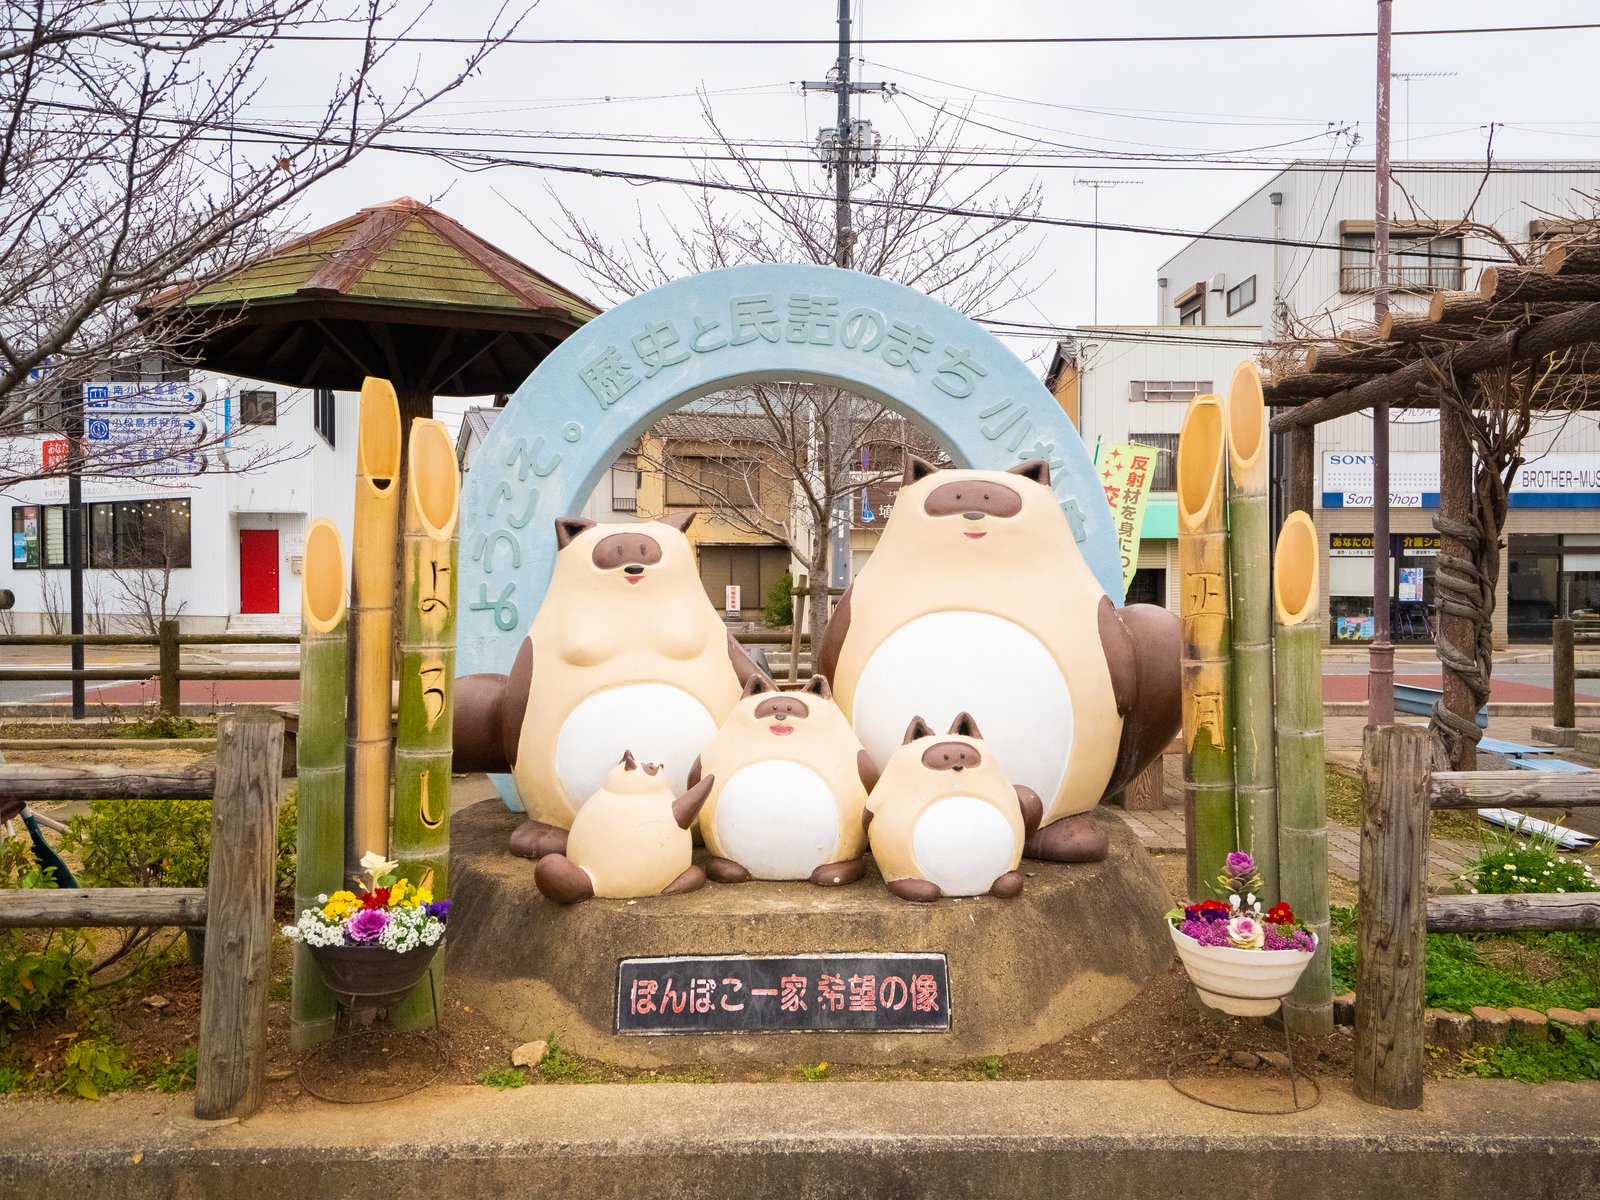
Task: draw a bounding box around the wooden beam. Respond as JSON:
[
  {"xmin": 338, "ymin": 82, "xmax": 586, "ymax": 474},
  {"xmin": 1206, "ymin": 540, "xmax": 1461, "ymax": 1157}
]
[
  {"xmin": 1354, "ymin": 725, "xmax": 1430, "ymax": 1110},
  {"xmin": 0, "ymin": 763, "xmax": 216, "ymax": 801},
  {"xmin": 1270, "ymin": 301, "xmax": 1600, "ymax": 431},
  {"xmin": 1378, "ymin": 312, "xmax": 1476, "ymax": 344},
  {"xmin": 0, "ymin": 888, "xmax": 207, "ymax": 928},
  {"xmin": 1304, "ymin": 344, "xmax": 1408, "ymax": 375},
  {"xmin": 1542, "ymin": 241, "xmax": 1600, "ymax": 278},
  {"xmin": 1428, "ymin": 291, "xmax": 1568, "ymax": 326},
  {"xmin": 1430, "ymin": 769, "xmax": 1600, "ymax": 809},
  {"xmin": 1427, "ymin": 892, "xmax": 1600, "ymax": 933},
  {"xmin": 1478, "ymin": 267, "xmax": 1600, "ymax": 305},
  {"xmin": 1261, "ymin": 373, "xmax": 1371, "ymax": 400}
]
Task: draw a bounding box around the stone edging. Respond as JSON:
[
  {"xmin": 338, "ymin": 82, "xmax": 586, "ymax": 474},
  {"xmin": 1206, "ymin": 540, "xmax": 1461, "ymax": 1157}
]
[{"xmin": 1333, "ymin": 993, "xmax": 1600, "ymax": 1047}]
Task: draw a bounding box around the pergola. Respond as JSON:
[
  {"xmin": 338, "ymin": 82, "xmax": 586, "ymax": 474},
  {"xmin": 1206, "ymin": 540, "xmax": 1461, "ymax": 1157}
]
[
  {"xmin": 1262, "ymin": 228, "xmax": 1600, "ymax": 768},
  {"xmin": 147, "ymin": 196, "xmax": 599, "ymax": 432}
]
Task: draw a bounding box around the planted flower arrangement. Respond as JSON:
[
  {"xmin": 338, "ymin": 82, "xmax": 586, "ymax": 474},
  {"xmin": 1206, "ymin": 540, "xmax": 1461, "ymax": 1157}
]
[
  {"xmin": 283, "ymin": 851, "xmax": 451, "ymax": 1009},
  {"xmin": 1168, "ymin": 852, "xmax": 1316, "ymax": 1016}
]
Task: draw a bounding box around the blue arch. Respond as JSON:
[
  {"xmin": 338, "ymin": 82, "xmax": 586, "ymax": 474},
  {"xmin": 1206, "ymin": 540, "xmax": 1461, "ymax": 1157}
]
[{"xmin": 457, "ymin": 263, "xmax": 1121, "ymax": 684}]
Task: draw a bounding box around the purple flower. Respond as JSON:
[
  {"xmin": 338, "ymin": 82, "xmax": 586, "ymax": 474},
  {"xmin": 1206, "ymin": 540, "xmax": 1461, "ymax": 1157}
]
[
  {"xmin": 347, "ymin": 908, "xmax": 389, "ymax": 943},
  {"xmin": 1179, "ymin": 918, "xmax": 1233, "ymax": 946},
  {"xmin": 426, "ymin": 900, "xmax": 452, "ymax": 922},
  {"xmin": 1226, "ymin": 852, "xmax": 1255, "ymax": 874}
]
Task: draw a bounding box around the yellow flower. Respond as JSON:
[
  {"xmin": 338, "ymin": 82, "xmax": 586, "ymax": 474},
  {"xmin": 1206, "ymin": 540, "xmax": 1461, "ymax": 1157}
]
[
  {"xmin": 321, "ymin": 891, "xmax": 359, "ymax": 920},
  {"xmin": 389, "ymin": 878, "xmax": 410, "ymax": 906},
  {"xmin": 414, "ymin": 888, "xmax": 433, "ymax": 907}
]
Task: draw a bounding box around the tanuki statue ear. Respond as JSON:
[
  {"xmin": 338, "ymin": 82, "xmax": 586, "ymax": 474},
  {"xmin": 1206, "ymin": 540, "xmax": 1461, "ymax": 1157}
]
[
  {"xmin": 555, "ymin": 516, "xmax": 596, "ymax": 549},
  {"xmin": 741, "ymin": 673, "xmax": 775, "ymax": 698},
  {"xmin": 902, "ymin": 453, "xmax": 937, "ymax": 485},
  {"xmin": 657, "ymin": 510, "xmax": 695, "ymax": 534},
  {"xmin": 902, "ymin": 715, "xmax": 935, "ymax": 745},
  {"xmin": 620, "ymin": 749, "xmax": 638, "ymax": 770},
  {"xmin": 948, "ymin": 711, "xmax": 983, "ymax": 739},
  {"xmin": 802, "ymin": 674, "xmax": 833, "ymax": 699},
  {"xmin": 1009, "ymin": 460, "xmax": 1051, "ymax": 486}
]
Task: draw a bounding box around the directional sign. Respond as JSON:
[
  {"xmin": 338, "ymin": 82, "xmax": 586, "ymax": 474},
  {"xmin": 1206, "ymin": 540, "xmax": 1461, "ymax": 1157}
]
[
  {"xmin": 84, "ymin": 412, "xmax": 207, "ymax": 445},
  {"xmin": 82, "ymin": 382, "xmax": 207, "ymax": 414},
  {"xmin": 97, "ymin": 446, "xmax": 208, "ymax": 478}
]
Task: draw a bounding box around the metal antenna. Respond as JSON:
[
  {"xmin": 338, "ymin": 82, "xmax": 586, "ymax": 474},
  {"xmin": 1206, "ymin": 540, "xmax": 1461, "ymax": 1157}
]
[
  {"xmin": 1075, "ymin": 178, "xmax": 1142, "ymax": 324},
  {"xmin": 1390, "ymin": 70, "xmax": 1456, "ymax": 158}
]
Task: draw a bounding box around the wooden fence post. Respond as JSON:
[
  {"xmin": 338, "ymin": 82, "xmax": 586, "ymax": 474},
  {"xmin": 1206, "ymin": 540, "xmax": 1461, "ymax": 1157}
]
[
  {"xmin": 194, "ymin": 714, "xmax": 283, "ymax": 1121},
  {"xmin": 1553, "ymin": 618, "xmax": 1575, "ymax": 730},
  {"xmin": 1353, "ymin": 724, "xmax": 1430, "ymax": 1109},
  {"xmin": 158, "ymin": 620, "xmax": 180, "ymax": 718}
]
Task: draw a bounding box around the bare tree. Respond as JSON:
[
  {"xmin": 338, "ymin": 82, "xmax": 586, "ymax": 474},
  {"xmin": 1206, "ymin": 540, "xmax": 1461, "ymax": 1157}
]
[
  {"xmin": 106, "ymin": 501, "xmax": 191, "ymax": 635},
  {"xmin": 0, "ymin": 0, "xmax": 529, "ymax": 490},
  {"xmin": 533, "ymin": 104, "xmax": 1042, "ymax": 637}
]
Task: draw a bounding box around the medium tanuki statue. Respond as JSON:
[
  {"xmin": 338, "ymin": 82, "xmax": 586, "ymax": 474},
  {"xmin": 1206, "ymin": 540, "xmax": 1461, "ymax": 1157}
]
[
  {"xmin": 692, "ymin": 673, "xmax": 875, "ymax": 887},
  {"xmin": 452, "ymin": 513, "xmax": 756, "ymax": 858},
  {"xmin": 865, "ymin": 714, "xmax": 1037, "ymax": 902},
  {"xmin": 534, "ymin": 752, "xmax": 714, "ymax": 904},
  {"xmin": 820, "ymin": 456, "xmax": 1181, "ymax": 863}
]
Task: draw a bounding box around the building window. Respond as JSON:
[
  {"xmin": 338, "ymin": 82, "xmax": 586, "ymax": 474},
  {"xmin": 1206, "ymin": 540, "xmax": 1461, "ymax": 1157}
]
[
  {"xmin": 9, "ymin": 504, "xmax": 69, "ymax": 568},
  {"xmin": 239, "ymin": 388, "xmax": 278, "ymax": 427},
  {"xmin": 610, "ymin": 463, "xmax": 639, "ymax": 513},
  {"xmin": 313, "ymin": 388, "xmax": 335, "ymax": 447},
  {"xmin": 87, "ymin": 499, "xmax": 192, "ymax": 569},
  {"xmin": 1127, "ymin": 433, "xmax": 1179, "ymax": 491},
  {"xmin": 1225, "ymin": 275, "xmax": 1257, "ymax": 315},
  {"xmin": 1175, "ymin": 284, "xmax": 1205, "ymax": 326},
  {"xmin": 665, "ymin": 456, "xmax": 762, "ymax": 507},
  {"xmin": 1340, "ymin": 230, "xmax": 1465, "ymax": 293},
  {"xmin": 1130, "ymin": 381, "xmax": 1211, "ymax": 404}
]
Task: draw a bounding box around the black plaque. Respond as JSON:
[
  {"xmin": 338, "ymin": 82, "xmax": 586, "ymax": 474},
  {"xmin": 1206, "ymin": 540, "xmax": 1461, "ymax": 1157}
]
[{"xmin": 616, "ymin": 953, "xmax": 950, "ymax": 1034}]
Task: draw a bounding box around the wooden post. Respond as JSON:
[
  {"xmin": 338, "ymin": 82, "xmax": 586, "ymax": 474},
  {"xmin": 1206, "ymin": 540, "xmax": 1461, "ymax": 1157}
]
[
  {"xmin": 1553, "ymin": 618, "xmax": 1576, "ymax": 729},
  {"xmin": 194, "ymin": 714, "xmax": 283, "ymax": 1121},
  {"xmin": 1353, "ymin": 724, "xmax": 1430, "ymax": 1109},
  {"xmin": 1289, "ymin": 425, "xmax": 1315, "ymax": 515},
  {"xmin": 158, "ymin": 619, "xmax": 180, "ymax": 718},
  {"xmin": 789, "ymin": 575, "xmax": 806, "ymax": 682},
  {"xmin": 1434, "ymin": 398, "xmax": 1479, "ymax": 770}
]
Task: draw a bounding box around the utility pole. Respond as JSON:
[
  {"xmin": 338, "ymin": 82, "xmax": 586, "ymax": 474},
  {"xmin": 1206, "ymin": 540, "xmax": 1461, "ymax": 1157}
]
[
  {"xmin": 1075, "ymin": 178, "xmax": 1140, "ymax": 324},
  {"xmin": 802, "ymin": 0, "xmax": 887, "ymax": 598},
  {"xmin": 1369, "ymin": 0, "xmax": 1396, "ymax": 726}
]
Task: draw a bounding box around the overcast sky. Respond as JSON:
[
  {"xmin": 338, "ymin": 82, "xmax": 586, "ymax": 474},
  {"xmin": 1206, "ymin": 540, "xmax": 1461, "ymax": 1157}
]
[{"xmin": 250, "ymin": 0, "xmax": 1600, "ymax": 424}]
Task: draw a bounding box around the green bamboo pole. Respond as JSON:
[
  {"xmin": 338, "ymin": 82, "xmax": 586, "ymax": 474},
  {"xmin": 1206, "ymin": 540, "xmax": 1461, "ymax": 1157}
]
[
  {"xmin": 389, "ymin": 418, "xmax": 460, "ymax": 1029},
  {"xmin": 1178, "ymin": 393, "xmax": 1236, "ymax": 899},
  {"xmin": 291, "ymin": 518, "xmax": 347, "ymax": 1050},
  {"xmin": 1274, "ymin": 510, "xmax": 1333, "ymax": 1036},
  {"xmin": 1225, "ymin": 360, "xmax": 1278, "ymax": 904},
  {"xmin": 345, "ymin": 377, "xmax": 401, "ymax": 885}
]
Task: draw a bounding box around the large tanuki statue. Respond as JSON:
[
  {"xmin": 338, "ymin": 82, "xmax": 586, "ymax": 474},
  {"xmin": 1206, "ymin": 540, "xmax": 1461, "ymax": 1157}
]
[
  {"xmin": 453, "ymin": 513, "xmax": 755, "ymax": 857},
  {"xmin": 819, "ymin": 457, "xmax": 1181, "ymax": 863}
]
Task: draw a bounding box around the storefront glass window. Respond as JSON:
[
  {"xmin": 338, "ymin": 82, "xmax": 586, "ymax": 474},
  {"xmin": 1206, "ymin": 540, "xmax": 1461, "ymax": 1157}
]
[
  {"xmin": 1507, "ymin": 539, "xmax": 1560, "ymax": 643},
  {"xmin": 1328, "ymin": 533, "xmax": 1375, "ymax": 641}
]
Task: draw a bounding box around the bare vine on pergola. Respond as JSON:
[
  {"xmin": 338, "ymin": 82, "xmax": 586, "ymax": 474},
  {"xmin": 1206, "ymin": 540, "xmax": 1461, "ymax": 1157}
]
[{"xmin": 1421, "ymin": 346, "xmax": 1590, "ymax": 769}]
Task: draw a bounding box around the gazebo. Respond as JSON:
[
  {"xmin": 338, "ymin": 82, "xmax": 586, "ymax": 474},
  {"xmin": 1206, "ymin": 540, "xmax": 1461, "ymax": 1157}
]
[{"xmin": 147, "ymin": 196, "xmax": 599, "ymax": 429}]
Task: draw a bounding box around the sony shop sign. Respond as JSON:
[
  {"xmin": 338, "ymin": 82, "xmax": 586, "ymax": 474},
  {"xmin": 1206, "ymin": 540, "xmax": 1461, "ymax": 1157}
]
[{"xmin": 1322, "ymin": 452, "xmax": 1600, "ymax": 510}]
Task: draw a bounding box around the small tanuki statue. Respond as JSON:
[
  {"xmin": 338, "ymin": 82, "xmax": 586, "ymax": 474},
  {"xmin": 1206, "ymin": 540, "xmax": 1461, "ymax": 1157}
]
[
  {"xmin": 820, "ymin": 456, "xmax": 1181, "ymax": 864},
  {"xmin": 533, "ymin": 752, "xmax": 714, "ymax": 904},
  {"xmin": 452, "ymin": 513, "xmax": 756, "ymax": 860},
  {"xmin": 865, "ymin": 714, "xmax": 1038, "ymax": 902},
  {"xmin": 692, "ymin": 673, "xmax": 876, "ymax": 887}
]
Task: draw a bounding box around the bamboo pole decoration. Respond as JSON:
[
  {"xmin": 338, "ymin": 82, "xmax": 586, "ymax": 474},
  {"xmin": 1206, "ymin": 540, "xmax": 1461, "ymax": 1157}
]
[
  {"xmin": 1273, "ymin": 511, "xmax": 1333, "ymax": 1038},
  {"xmin": 345, "ymin": 377, "xmax": 402, "ymax": 885},
  {"xmin": 390, "ymin": 418, "xmax": 460, "ymax": 1029},
  {"xmin": 1177, "ymin": 393, "xmax": 1236, "ymax": 898},
  {"xmin": 1225, "ymin": 360, "xmax": 1278, "ymax": 904},
  {"xmin": 290, "ymin": 519, "xmax": 347, "ymax": 1051}
]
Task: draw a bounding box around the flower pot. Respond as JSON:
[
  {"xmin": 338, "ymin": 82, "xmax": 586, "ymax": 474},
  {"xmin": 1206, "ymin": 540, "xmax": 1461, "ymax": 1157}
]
[
  {"xmin": 308, "ymin": 938, "xmax": 443, "ymax": 1010},
  {"xmin": 1169, "ymin": 924, "xmax": 1315, "ymax": 1017}
]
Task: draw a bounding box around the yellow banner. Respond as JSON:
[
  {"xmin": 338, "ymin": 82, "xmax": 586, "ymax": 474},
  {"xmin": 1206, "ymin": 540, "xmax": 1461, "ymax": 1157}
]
[{"xmin": 1096, "ymin": 441, "xmax": 1162, "ymax": 589}]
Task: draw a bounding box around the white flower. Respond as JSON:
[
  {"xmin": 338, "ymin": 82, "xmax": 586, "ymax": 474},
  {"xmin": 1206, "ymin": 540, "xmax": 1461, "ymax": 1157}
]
[{"xmin": 360, "ymin": 850, "xmax": 399, "ymax": 877}]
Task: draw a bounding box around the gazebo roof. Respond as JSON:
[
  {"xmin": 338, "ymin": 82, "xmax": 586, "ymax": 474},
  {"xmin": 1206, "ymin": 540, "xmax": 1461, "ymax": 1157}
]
[{"xmin": 149, "ymin": 197, "xmax": 599, "ymax": 397}]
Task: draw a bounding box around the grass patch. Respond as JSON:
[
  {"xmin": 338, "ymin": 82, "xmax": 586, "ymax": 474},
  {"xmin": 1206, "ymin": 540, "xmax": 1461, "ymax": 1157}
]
[
  {"xmin": 477, "ymin": 1067, "xmax": 527, "ymax": 1090},
  {"xmin": 537, "ymin": 1037, "xmax": 602, "ymax": 1084},
  {"xmin": 1329, "ymin": 905, "xmax": 1600, "ymax": 1012},
  {"xmin": 0, "ymin": 1064, "xmax": 24, "ymax": 1093},
  {"xmin": 111, "ymin": 716, "xmax": 211, "ymax": 740},
  {"xmin": 1324, "ymin": 765, "xmax": 1478, "ymax": 840},
  {"xmin": 797, "ymin": 1061, "xmax": 830, "ymax": 1082},
  {"xmin": 1466, "ymin": 1027, "xmax": 1600, "ymax": 1082},
  {"xmin": 628, "ymin": 1067, "xmax": 716, "ymax": 1084},
  {"xmin": 964, "ymin": 1056, "xmax": 1005, "ymax": 1081},
  {"xmin": 151, "ymin": 1045, "xmax": 198, "ymax": 1094}
]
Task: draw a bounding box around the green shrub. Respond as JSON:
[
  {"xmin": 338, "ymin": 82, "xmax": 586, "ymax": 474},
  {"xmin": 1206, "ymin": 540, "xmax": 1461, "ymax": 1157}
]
[
  {"xmin": 62, "ymin": 787, "xmax": 298, "ymax": 902},
  {"xmin": 538, "ymin": 1037, "xmax": 600, "ymax": 1083},
  {"xmin": 57, "ymin": 1036, "xmax": 137, "ymax": 1099},
  {"xmin": 1458, "ymin": 826, "xmax": 1596, "ymax": 897},
  {"xmin": 477, "ymin": 1067, "xmax": 526, "ymax": 1090},
  {"xmin": 152, "ymin": 1044, "xmax": 198, "ymax": 1094},
  {"xmin": 0, "ymin": 835, "xmax": 91, "ymax": 1029},
  {"xmin": 113, "ymin": 716, "xmax": 210, "ymax": 740},
  {"xmin": 0, "ymin": 1064, "xmax": 24, "ymax": 1093},
  {"xmin": 763, "ymin": 573, "xmax": 794, "ymax": 627},
  {"xmin": 1471, "ymin": 1026, "xmax": 1600, "ymax": 1083}
]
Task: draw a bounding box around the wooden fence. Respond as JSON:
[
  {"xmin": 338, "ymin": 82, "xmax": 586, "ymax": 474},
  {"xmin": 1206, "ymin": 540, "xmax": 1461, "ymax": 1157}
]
[
  {"xmin": 0, "ymin": 714, "xmax": 284, "ymax": 1120},
  {"xmin": 1355, "ymin": 724, "xmax": 1600, "ymax": 1107},
  {"xmin": 0, "ymin": 621, "xmax": 297, "ymax": 716},
  {"xmin": 1550, "ymin": 616, "xmax": 1600, "ymax": 729}
]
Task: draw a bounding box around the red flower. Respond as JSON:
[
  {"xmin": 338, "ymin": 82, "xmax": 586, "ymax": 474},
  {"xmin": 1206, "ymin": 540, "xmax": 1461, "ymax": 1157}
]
[
  {"xmin": 1198, "ymin": 900, "xmax": 1229, "ymax": 914},
  {"xmin": 360, "ymin": 887, "xmax": 391, "ymax": 910},
  {"xmin": 1266, "ymin": 902, "xmax": 1295, "ymax": 925}
]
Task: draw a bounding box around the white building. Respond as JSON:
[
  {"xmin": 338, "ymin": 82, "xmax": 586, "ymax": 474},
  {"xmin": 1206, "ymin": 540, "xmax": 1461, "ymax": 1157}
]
[
  {"xmin": 1151, "ymin": 159, "xmax": 1600, "ymax": 646},
  {"xmin": 3, "ymin": 376, "xmax": 357, "ymax": 633}
]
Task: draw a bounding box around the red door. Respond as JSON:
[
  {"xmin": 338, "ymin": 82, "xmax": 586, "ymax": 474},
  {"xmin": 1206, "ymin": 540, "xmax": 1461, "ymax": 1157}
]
[{"xmin": 239, "ymin": 530, "xmax": 279, "ymax": 614}]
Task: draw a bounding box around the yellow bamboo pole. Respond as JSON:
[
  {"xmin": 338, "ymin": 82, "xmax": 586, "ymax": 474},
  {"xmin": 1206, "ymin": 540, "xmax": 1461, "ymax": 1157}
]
[
  {"xmin": 345, "ymin": 377, "xmax": 401, "ymax": 885},
  {"xmin": 390, "ymin": 419, "xmax": 460, "ymax": 1029},
  {"xmin": 1225, "ymin": 360, "xmax": 1278, "ymax": 903},
  {"xmin": 291, "ymin": 519, "xmax": 346, "ymax": 1050},
  {"xmin": 1178, "ymin": 393, "xmax": 1235, "ymax": 898},
  {"xmin": 1274, "ymin": 510, "xmax": 1333, "ymax": 1035}
]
